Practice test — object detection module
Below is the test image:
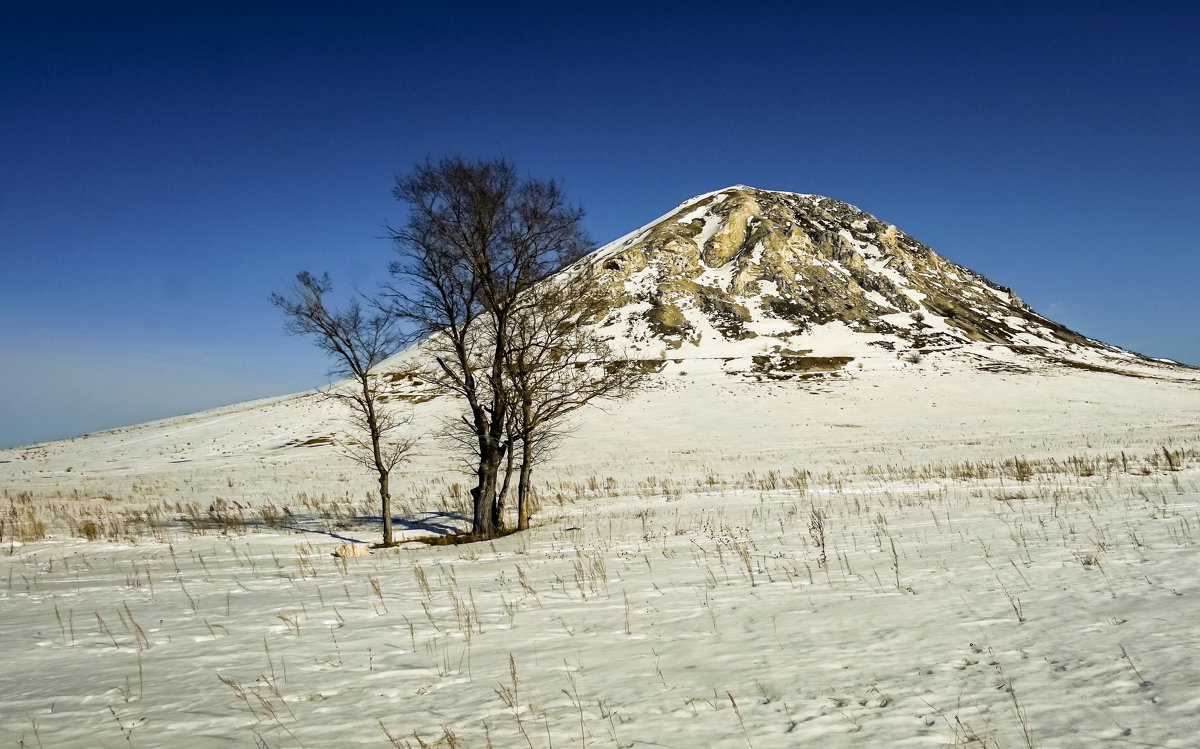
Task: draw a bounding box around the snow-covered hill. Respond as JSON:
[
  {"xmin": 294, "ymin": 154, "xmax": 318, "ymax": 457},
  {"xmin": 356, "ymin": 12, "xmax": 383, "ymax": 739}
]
[
  {"xmin": 584, "ymin": 185, "xmax": 1161, "ymax": 371},
  {"xmin": 3, "ymin": 187, "xmax": 1200, "ymax": 747},
  {"xmin": 1, "ymin": 186, "xmax": 1196, "ymax": 513}
]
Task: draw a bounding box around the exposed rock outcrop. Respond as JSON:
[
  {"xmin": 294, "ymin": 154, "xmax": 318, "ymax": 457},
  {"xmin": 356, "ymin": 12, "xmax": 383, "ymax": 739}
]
[{"xmin": 587, "ymin": 186, "xmax": 1100, "ymax": 358}]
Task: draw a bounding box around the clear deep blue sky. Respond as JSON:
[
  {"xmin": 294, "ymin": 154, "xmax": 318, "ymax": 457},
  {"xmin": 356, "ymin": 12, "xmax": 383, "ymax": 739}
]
[{"xmin": 2, "ymin": 1, "xmax": 1198, "ymax": 449}]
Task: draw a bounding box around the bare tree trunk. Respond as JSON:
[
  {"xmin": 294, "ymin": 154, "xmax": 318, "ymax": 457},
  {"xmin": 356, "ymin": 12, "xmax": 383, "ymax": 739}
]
[
  {"xmin": 364, "ymin": 374, "xmax": 394, "ymax": 547},
  {"xmin": 360, "ymin": 376, "xmax": 393, "ymax": 547},
  {"xmin": 516, "ymin": 435, "xmax": 534, "ymax": 531},
  {"xmin": 473, "ymin": 328, "xmax": 511, "ymax": 539},
  {"xmin": 495, "ymin": 441, "xmax": 514, "ymax": 530},
  {"xmin": 378, "ymin": 470, "xmax": 393, "ymax": 546},
  {"xmin": 472, "ymin": 441, "xmax": 501, "ymax": 539}
]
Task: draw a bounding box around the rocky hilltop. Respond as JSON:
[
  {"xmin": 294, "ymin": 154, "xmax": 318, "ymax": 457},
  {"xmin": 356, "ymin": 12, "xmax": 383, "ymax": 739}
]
[{"xmin": 584, "ymin": 186, "xmax": 1144, "ymax": 374}]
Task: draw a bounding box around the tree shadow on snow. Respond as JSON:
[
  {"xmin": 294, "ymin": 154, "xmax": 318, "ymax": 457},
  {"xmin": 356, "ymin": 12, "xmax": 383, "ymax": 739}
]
[{"xmin": 356, "ymin": 510, "xmax": 468, "ymax": 538}]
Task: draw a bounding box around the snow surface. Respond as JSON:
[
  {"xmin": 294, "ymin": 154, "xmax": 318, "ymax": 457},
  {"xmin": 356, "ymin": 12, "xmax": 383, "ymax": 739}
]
[{"xmin": 3, "ymin": 353, "xmax": 1200, "ymax": 747}]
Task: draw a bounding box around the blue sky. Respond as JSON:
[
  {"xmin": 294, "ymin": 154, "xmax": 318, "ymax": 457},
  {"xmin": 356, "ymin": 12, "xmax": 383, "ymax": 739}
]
[{"xmin": 2, "ymin": 1, "xmax": 1198, "ymax": 449}]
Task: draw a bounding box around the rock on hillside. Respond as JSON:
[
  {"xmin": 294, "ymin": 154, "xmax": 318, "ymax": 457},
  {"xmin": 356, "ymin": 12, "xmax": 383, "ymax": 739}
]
[{"xmin": 584, "ymin": 186, "xmax": 1145, "ymax": 374}]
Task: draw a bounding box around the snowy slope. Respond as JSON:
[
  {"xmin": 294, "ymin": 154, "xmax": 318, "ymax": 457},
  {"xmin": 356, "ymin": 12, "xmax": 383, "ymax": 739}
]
[
  {"xmin": 2, "ymin": 185, "xmax": 1197, "ymax": 525},
  {"xmin": 3, "ymin": 361, "xmax": 1199, "ymax": 747},
  {"xmin": 2, "ymin": 187, "xmax": 1200, "ymax": 747}
]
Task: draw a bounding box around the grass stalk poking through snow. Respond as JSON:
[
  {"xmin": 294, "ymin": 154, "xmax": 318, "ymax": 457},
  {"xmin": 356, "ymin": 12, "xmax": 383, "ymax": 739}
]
[
  {"xmin": 495, "ymin": 653, "xmax": 535, "ymax": 749},
  {"xmin": 728, "ymin": 691, "xmax": 754, "ymax": 749}
]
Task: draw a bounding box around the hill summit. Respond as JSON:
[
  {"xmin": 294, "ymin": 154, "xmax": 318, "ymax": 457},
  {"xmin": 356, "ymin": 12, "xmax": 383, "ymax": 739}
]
[{"xmin": 583, "ymin": 185, "xmax": 1143, "ymax": 374}]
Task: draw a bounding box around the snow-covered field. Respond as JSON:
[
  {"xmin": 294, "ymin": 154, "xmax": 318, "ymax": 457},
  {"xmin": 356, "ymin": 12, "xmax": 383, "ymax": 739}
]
[{"xmin": 3, "ymin": 353, "xmax": 1200, "ymax": 747}]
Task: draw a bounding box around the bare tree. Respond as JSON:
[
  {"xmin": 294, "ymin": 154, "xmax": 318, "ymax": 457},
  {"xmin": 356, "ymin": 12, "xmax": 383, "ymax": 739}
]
[
  {"xmin": 271, "ymin": 271, "xmax": 415, "ymax": 546},
  {"xmin": 501, "ymin": 265, "xmax": 643, "ymax": 529},
  {"xmin": 386, "ymin": 158, "xmax": 592, "ymax": 539}
]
